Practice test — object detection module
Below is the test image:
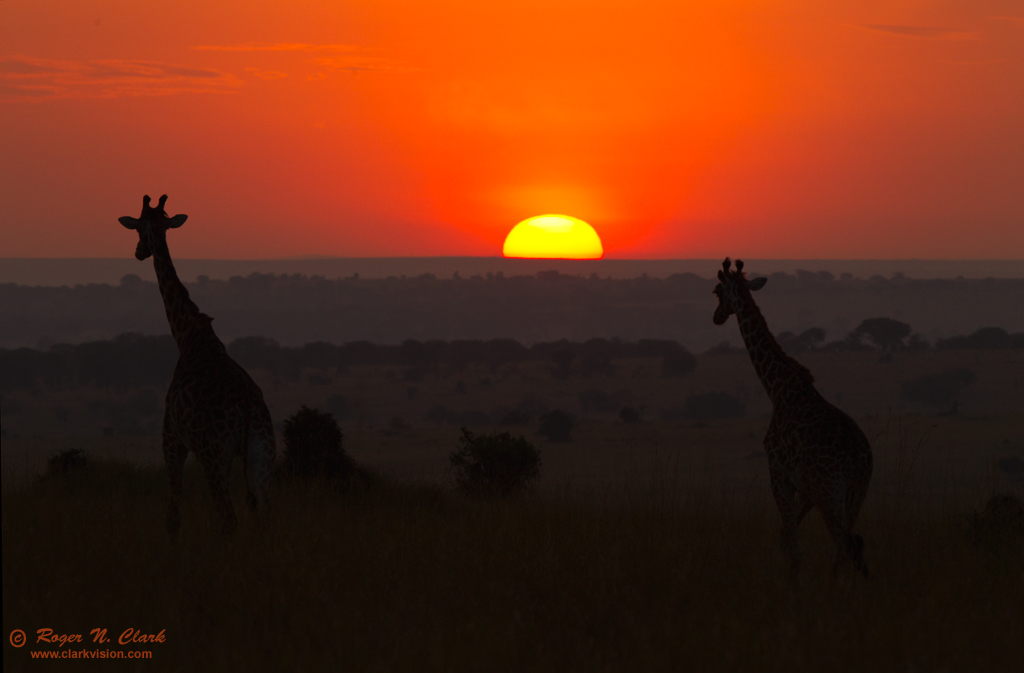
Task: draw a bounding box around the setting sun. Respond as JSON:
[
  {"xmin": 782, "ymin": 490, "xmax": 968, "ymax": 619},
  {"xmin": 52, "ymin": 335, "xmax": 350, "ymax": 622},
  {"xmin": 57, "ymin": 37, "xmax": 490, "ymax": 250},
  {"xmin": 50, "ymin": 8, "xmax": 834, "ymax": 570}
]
[{"xmin": 502, "ymin": 215, "xmax": 604, "ymax": 260}]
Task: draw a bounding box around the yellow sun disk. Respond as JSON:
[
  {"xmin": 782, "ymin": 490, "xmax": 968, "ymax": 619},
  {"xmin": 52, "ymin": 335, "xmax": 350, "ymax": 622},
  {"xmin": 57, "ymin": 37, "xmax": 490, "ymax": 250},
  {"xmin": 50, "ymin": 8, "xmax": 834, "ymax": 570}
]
[{"xmin": 502, "ymin": 215, "xmax": 604, "ymax": 259}]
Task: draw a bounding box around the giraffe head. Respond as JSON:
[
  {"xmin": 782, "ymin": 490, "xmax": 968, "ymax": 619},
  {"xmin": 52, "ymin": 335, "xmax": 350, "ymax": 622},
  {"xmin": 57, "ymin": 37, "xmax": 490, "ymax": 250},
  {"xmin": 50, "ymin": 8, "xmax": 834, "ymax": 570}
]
[
  {"xmin": 712, "ymin": 257, "xmax": 767, "ymax": 325},
  {"xmin": 118, "ymin": 194, "xmax": 188, "ymax": 260}
]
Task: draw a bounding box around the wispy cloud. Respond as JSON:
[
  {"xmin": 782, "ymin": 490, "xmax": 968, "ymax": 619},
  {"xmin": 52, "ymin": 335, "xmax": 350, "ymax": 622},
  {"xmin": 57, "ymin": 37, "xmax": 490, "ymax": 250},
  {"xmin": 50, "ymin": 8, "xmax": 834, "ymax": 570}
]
[
  {"xmin": 0, "ymin": 55, "xmax": 241, "ymax": 100},
  {"xmin": 312, "ymin": 56, "xmax": 414, "ymax": 73},
  {"xmin": 195, "ymin": 42, "xmax": 415, "ymax": 75},
  {"xmin": 194, "ymin": 43, "xmax": 360, "ymax": 53},
  {"xmin": 992, "ymin": 16, "xmax": 1024, "ymax": 28},
  {"xmin": 860, "ymin": 24, "xmax": 977, "ymax": 40},
  {"xmin": 245, "ymin": 67, "xmax": 288, "ymax": 80}
]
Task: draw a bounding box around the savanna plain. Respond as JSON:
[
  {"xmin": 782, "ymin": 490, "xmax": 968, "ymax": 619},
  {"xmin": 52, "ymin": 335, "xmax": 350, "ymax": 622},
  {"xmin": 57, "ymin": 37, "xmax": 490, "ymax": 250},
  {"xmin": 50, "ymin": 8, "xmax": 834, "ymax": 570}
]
[{"xmin": 3, "ymin": 345, "xmax": 1023, "ymax": 671}]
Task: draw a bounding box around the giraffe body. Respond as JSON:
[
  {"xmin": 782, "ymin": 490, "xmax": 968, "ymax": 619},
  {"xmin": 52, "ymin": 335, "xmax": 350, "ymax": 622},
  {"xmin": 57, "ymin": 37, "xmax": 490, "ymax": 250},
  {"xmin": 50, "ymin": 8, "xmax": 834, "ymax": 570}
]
[
  {"xmin": 713, "ymin": 258, "xmax": 871, "ymax": 578},
  {"xmin": 119, "ymin": 195, "xmax": 275, "ymax": 534}
]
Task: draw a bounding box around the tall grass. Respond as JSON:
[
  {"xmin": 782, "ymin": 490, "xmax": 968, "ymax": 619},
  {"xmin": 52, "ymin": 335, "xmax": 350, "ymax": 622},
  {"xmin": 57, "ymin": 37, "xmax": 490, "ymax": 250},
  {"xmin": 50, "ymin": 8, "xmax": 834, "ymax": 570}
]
[{"xmin": 3, "ymin": 455, "xmax": 1021, "ymax": 672}]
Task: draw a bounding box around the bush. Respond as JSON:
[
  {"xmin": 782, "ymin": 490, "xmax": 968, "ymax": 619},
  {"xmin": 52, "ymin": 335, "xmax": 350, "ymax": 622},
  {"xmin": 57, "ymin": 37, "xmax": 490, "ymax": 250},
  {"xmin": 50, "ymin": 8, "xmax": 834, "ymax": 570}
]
[
  {"xmin": 968, "ymin": 495, "xmax": 1024, "ymax": 548},
  {"xmin": 661, "ymin": 347, "xmax": 696, "ymax": 377},
  {"xmin": 683, "ymin": 392, "xmax": 745, "ymax": 420},
  {"xmin": 619, "ymin": 406, "xmax": 641, "ymax": 424},
  {"xmin": 538, "ymin": 409, "xmax": 574, "ymax": 442},
  {"xmin": 282, "ymin": 405, "xmax": 352, "ymax": 482},
  {"xmin": 449, "ymin": 427, "xmax": 541, "ymax": 498},
  {"xmin": 901, "ymin": 368, "xmax": 976, "ymax": 406},
  {"xmin": 44, "ymin": 448, "xmax": 89, "ymax": 477}
]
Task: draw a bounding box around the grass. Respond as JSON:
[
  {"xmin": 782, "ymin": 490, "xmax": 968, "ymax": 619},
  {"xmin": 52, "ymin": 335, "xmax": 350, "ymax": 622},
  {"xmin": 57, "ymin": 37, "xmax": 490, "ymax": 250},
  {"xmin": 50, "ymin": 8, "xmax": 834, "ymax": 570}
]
[
  {"xmin": 3, "ymin": 455, "xmax": 1022, "ymax": 672},
  {"xmin": 3, "ymin": 348, "xmax": 1022, "ymax": 669}
]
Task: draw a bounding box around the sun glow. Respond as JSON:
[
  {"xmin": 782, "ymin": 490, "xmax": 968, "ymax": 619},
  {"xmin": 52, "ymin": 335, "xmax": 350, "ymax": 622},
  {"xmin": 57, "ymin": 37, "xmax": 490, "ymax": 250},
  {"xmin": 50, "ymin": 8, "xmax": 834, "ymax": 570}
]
[{"xmin": 502, "ymin": 215, "xmax": 604, "ymax": 259}]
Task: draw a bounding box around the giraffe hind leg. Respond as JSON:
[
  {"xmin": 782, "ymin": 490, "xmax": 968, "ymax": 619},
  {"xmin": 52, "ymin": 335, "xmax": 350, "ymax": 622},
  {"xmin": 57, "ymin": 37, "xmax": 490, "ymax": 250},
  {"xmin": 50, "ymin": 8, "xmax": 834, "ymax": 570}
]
[
  {"xmin": 770, "ymin": 471, "xmax": 807, "ymax": 581},
  {"xmin": 820, "ymin": 495, "xmax": 860, "ymax": 578},
  {"xmin": 847, "ymin": 453, "xmax": 872, "ymax": 578},
  {"xmin": 163, "ymin": 429, "xmax": 188, "ymax": 538},
  {"xmin": 200, "ymin": 449, "xmax": 238, "ymax": 535},
  {"xmin": 243, "ymin": 413, "xmax": 276, "ymax": 514}
]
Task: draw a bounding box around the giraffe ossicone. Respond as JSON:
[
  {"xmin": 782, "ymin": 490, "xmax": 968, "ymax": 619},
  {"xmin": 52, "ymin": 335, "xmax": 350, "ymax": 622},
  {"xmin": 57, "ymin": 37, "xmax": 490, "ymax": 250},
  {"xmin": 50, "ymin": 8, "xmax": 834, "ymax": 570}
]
[
  {"xmin": 713, "ymin": 257, "xmax": 872, "ymax": 579},
  {"xmin": 119, "ymin": 194, "xmax": 276, "ymax": 535}
]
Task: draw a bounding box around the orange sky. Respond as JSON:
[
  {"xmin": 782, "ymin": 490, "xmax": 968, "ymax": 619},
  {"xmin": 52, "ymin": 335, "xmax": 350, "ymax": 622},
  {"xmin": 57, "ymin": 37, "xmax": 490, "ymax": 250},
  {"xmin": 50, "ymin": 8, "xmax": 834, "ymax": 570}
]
[{"xmin": 1, "ymin": 0, "xmax": 1022, "ymax": 259}]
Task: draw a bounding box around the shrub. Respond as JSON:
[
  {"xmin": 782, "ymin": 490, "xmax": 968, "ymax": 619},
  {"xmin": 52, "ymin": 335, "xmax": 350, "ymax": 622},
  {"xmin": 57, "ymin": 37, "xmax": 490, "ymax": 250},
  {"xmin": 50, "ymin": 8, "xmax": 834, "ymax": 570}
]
[
  {"xmin": 44, "ymin": 448, "xmax": 89, "ymax": 477},
  {"xmin": 538, "ymin": 409, "xmax": 575, "ymax": 442},
  {"xmin": 449, "ymin": 427, "xmax": 541, "ymax": 498},
  {"xmin": 901, "ymin": 368, "xmax": 976, "ymax": 406},
  {"xmin": 619, "ymin": 406, "xmax": 641, "ymax": 424},
  {"xmin": 683, "ymin": 392, "xmax": 745, "ymax": 420},
  {"xmin": 968, "ymin": 495, "xmax": 1024, "ymax": 548},
  {"xmin": 661, "ymin": 347, "xmax": 696, "ymax": 377},
  {"xmin": 282, "ymin": 405, "xmax": 351, "ymax": 482}
]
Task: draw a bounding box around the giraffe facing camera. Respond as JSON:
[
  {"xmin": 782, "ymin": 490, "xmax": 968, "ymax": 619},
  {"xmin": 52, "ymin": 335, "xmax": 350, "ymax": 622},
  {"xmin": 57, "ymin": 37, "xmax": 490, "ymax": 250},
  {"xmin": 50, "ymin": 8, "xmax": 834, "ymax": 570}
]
[
  {"xmin": 713, "ymin": 257, "xmax": 872, "ymax": 580},
  {"xmin": 118, "ymin": 194, "xmax": 276, "ymax": 536},
  {"xmin": 118, "ymin": 194, "xmax": 188, "ymax": 261}
]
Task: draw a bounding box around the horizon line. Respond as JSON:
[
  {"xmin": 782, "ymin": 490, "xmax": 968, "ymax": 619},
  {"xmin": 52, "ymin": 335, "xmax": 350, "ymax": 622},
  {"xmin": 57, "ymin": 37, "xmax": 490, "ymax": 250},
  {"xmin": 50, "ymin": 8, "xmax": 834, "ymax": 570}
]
[{"xmin": 3, "ymin": 256, "xmax": 1023, "ymax": 262}]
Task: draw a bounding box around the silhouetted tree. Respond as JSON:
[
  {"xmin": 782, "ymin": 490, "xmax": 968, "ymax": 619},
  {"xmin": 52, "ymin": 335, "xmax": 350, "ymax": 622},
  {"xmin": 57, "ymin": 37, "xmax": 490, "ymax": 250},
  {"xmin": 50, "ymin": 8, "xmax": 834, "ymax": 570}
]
[
  {"xmin": 449, "ymin": 427, "xmax": 541, "ymax": 498},
  {"xmin": 850, "ymin": 318, "xmax": 912, "ymax": 351},
  {"xmin": 282, "ymin": 405, "xmax": 351, "ymax": 482}
]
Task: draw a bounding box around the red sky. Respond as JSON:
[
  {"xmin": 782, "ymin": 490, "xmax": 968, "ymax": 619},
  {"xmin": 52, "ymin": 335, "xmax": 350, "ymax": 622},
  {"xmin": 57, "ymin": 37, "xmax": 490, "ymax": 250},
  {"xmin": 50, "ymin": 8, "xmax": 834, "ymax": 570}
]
[{"xmin": 1, "ymin": 0, "xmax": 1022, "ymax": 259}]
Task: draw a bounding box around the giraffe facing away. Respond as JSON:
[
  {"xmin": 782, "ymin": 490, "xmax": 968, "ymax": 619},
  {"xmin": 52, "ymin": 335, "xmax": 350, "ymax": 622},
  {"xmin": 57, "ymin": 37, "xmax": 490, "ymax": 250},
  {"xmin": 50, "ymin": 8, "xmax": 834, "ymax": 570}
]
[
  {"xmin": 119, "ymin": 195, "xmax": 276, "ymax": 535},
  {"xmin": 713, "ymin": 258, "xmax": 872, "ymax": 578}
]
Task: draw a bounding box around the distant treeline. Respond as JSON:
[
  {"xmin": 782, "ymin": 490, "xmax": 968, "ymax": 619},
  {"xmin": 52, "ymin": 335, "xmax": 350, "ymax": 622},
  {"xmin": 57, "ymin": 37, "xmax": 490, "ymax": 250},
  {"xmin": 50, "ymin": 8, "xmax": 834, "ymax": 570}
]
[
  {"xmin": 2, "ymin": 324, "xmax": 1021, "ymax": 393},
  {"xmin": 0, "ymin": 333, "xmax": 696, "ymax": 391},
  {"xmin": 3, "ymin": 269, "xmax": 1023, "ymax": 350}
]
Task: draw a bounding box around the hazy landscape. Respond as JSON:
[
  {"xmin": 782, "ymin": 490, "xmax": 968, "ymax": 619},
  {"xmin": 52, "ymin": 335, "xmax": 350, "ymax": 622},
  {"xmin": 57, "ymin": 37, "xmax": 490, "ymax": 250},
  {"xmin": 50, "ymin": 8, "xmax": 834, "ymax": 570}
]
[
  {"xmin": 4, "ymin": 258, "xmax": 1024, "ymax": 670},
  {"xmin": 4, "ymin": 306, "xmax": 1024, "ymax": 669},
  {"xmin": 3, "ymin": 259, "xmax": 1024, "ymax": 350}
]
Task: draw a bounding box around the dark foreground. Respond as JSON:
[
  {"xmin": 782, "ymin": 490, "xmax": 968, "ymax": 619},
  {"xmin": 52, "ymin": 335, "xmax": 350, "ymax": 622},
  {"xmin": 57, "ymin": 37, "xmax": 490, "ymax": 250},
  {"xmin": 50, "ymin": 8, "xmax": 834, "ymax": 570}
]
[{"xmin": 3, "ymin": 459, "xmax": 1021, "ymax": 672}]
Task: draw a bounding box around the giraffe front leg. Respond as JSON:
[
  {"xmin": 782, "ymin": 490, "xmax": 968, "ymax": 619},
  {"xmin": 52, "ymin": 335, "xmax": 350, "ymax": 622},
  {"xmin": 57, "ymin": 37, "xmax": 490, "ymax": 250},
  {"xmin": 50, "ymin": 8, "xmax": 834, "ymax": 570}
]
[
  {"xmin": 243, "ymin": 415, "xmax": 276, "ymax": 515},
  {"xmin": 163, "ymin": 426, "xmax": 188, "ymax": 538},
  {"xmin": 200, "ymin": 450, "xmax": 238, "ymax": 535},
  {"xmin": 769, "ymin": 469, "xmax": 803, "ymax": 581}
]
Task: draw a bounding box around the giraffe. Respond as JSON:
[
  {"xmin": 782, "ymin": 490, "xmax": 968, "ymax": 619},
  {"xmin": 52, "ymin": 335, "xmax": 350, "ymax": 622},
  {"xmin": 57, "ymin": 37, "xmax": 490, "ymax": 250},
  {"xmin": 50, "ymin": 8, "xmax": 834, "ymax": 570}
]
[
  {"xmin": 713, "ymin": 258, "xmax": 872, "ymax": 579},
  {"xmin": 119, "ymin": 195, "xmax": 275, "ymax": 535}
]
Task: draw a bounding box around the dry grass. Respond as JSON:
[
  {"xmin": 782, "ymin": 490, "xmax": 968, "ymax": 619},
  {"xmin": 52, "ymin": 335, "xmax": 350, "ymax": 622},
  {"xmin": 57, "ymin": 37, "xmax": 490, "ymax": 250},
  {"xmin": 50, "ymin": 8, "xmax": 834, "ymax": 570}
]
[
  {"xmin": 3, "ymin": 455, "xmax": 1022, "ymax": 672},
  {"xmin": 3, "ymin": 348, "xmax": 1023, "ymax": 669}
]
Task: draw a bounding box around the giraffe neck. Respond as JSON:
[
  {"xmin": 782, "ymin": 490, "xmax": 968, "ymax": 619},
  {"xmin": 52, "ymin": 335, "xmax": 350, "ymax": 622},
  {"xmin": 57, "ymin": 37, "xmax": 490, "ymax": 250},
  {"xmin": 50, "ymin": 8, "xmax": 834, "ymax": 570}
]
[
  {"xmin": 735, "ymin": 293, "xmax": 814, "ymax": 408},
  {"xmin": 150, "ymin": 235, "xmax": 213, "ymax": 355}
]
